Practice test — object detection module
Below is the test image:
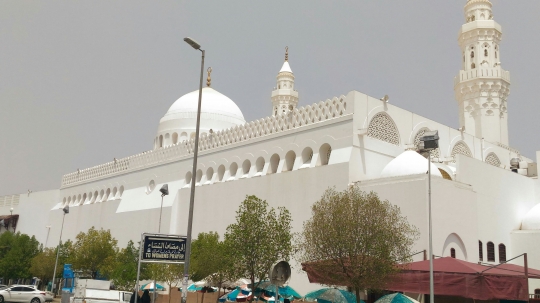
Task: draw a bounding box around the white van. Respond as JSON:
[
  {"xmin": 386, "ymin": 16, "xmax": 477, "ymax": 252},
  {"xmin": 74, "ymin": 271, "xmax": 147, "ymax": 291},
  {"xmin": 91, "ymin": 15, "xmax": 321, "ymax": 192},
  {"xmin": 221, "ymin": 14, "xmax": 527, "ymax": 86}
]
[{"xmin": 71, "ymin": 280, "xmax": 131, "ymax": 303}]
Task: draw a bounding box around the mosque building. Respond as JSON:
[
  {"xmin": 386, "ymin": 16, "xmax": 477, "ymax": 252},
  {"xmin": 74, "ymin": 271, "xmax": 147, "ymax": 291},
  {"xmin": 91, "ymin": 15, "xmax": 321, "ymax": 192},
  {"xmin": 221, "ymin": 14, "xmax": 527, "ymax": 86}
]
[{"xmin": 2, "ymin": 0, "xmax": 540, "ymax": 296}]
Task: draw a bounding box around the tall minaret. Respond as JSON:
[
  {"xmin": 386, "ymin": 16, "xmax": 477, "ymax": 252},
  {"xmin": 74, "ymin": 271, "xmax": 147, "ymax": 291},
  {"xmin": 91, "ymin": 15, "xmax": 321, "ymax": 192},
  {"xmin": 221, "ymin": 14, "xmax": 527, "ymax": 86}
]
[
  {"xmin": 271, "ymin": 47, "xmax": 299, "ymax": 116},
  {"xmin": 455, "ymin": 0, "xmax": 510, "ymax": 145}
]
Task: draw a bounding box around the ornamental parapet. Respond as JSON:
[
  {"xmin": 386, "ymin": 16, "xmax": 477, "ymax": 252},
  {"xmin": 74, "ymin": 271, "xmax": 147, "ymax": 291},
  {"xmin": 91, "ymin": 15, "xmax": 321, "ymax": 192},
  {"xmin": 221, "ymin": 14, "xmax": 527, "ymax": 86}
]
[
  {"xmin": 454, "ymin": 68, "xmax": 510, "ymax": 86},
  {"xmin": 61, "ymin": 95, "xmax": 351, "ymax": 188}
]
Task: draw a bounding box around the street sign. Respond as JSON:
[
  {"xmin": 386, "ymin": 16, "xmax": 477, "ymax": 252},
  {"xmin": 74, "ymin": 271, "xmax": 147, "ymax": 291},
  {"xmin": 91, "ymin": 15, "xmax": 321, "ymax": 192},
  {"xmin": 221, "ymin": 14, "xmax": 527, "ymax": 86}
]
[{"xmin": 141, "ymin": 233, "xmax": 187, "ymax": 263}]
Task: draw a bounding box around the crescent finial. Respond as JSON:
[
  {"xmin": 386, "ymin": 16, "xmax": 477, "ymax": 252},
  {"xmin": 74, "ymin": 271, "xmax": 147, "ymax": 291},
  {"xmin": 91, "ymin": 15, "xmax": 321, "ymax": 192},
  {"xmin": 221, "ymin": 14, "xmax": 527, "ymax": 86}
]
[{"xmin": 207, "ymin": 67, "xmax": 212, "ymax": 87}]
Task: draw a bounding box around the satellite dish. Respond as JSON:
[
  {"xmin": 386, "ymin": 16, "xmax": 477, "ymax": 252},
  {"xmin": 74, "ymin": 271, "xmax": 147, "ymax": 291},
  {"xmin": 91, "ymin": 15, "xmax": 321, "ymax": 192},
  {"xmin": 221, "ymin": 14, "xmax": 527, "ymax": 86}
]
[{"xmin": 269, "ymin": 261, "xmax": 291, "ymax": 286}]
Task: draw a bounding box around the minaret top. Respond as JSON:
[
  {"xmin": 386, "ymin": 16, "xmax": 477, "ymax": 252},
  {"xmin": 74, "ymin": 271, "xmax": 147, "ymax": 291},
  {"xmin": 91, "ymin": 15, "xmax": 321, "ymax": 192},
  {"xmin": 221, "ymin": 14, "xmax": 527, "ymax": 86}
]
[
  {"xmin": 279, "ymin": 46, "xmax": 293, "ymax": 73},
  {"xmin": 464, "ymin": 0, "xmax": 493, "ymax": 22}
]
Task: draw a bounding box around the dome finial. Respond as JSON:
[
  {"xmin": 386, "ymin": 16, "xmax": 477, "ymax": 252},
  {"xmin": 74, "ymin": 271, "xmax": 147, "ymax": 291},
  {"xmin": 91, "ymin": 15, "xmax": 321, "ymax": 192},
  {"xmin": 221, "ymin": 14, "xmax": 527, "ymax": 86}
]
[
  {"xmin": 206, "ymin": 67, "xmax": 212, "ymax": 87},
  {"xmin": 285, "ymin": 46, "xmax": 288, "ymax": 62}
]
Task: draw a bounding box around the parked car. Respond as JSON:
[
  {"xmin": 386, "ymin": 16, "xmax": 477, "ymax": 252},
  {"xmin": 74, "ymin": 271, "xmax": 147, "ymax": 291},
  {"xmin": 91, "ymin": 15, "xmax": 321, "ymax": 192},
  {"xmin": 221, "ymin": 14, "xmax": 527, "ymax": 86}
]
[
  {"xmin": 22, "ymin": 287, "xmax": 52, "ymax": 303},
  {"xmin": 0, "ymin": 287, "xmax": 7, "ymax": 291},
  {"xmin": 0, "ymin": 285, "xmax": 46, "ymax": 303}
]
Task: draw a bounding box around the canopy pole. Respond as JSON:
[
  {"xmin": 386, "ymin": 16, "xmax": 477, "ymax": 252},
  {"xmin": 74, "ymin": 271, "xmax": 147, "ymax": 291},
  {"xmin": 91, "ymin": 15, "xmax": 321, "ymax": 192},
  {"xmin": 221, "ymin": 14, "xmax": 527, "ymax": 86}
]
[{"xmin": 525, "ymin": 253, "xmax": 529, "ymax": 302}]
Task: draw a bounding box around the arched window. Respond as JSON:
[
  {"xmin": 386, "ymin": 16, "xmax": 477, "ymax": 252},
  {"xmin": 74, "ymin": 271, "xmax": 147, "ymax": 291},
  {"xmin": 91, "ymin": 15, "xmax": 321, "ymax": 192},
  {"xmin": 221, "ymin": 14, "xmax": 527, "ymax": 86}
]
[
  {"xmin": 206, "ymin": 167, "xmax": 214, "ymax": 184},
  {"xmin": 255, "ymin": 157, "xmax": 265, "ymax": 176},
  {"xmin": 535, "ymin": 289, "xmax": 540, "ymax": 298},
  {"xmin": 217, "ymin": 165, "xmax": 225, "ymax": 182},
  {"xmin": 159, "ymin": 135, "xmax": 163, "ymax": 148},
  {"xmin": 479, "ymin": 241, "xmax": 483, "ymax": 261},
  {"xmin": 172, "ymin": 133, "xmax": 178, "ymax": 145},
  {"xmin": 451, "ymin": 141, "xmax": 472, "ymax": 163},
  {"xmin": 450, "ymin": 248, "xmax": 456, "ymax": 258},
  {"xmin": 284, "ymin": 151, "xmax": 296, "ymax": 172},
  {"xmin": 484, "ymin": 49, "xmax": 488, "ymax": 57},
  {"xmin": 165, "ymin": 133, "xmax": 170, "ymax": 146},
  {"xmin": 318, "ymin": 144, "xmax": 332, "ymax": 166},
  {"xmin": 471, "ymin": 15, "xmax": 475, "ymax": 21},
  {"xmin": 180, "ymin": 132, "xmax": 188, "ymax": 142},
  {"xmin": 185, "ymin": 171, "xmax": 192, "ymax": 187},
  {"xmin": 229, "ymin": 162, "xmax": 238, "ymax": 181},
  {"xmin": 242, "ymin": 160, "xmax": 251, "ymax": 177},
  {"xmin": 485, "ymin": 153, "xmax": 501, "ymax": 167},
  {"xmin": 471, "ymin": 51, "xmax": 475, "ymax": 59},
  {"xmin": 471, "ymin": 63, "xmax": 476, "ymax": 69},
  {"xmin": 487, "ymin": 242, "xmax": 495, "ymax": 262},
  {"xmin": 498, "ymin": 244, "xmax": 506, "ymax": 263},
  {"xmin": 367, "ymin": 112, "xmax": 400, "ymax": 145},
  {"xmin": 301, "ymin": 147, "xmax": 313, "ymax": 168},
  {"xmin": 269, "ymin": 154, "xmax": 280, "ymax": 174}
]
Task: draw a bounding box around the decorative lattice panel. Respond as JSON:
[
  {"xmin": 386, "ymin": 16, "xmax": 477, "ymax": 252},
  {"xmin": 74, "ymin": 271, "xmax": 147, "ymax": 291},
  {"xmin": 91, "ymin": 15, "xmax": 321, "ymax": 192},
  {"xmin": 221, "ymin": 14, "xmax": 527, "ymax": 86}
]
[
  {"xmin": 485, "ymin": 152, "xmax": 501, "ymax": 167},
  {"xmin": 367, "ymin": 113, "xmax": 400, "ymax": 145},
  {"xmin": 451, "ymin": 142, "xmax": 472, "ymax": 162},
  {"xmin": 414, "ymin": 128, "xmax": 440, "ymax": 158}
]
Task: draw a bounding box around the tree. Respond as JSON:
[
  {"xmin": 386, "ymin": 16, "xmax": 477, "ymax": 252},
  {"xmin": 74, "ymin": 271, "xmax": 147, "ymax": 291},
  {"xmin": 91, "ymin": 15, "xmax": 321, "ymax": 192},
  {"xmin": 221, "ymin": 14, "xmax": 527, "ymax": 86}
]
[
  {"xmin": 30, "ymin": 240, "xmax": 72, "ymax": 286},
  {"xmin": 0, "ymin": 232, "xmax": 40, "ymax": 280},
  {"xmin": 296, "ymin": 186, "xmax": 419, "ymax": 303},
  {"xmin": 225, "ymin": 195, "xmax": 293, "ymax": 302},
  {"xmin": 191, "ymin": 232, "xmax": 233, "ymax": 297},
  {"xmin": 70, "ymin": 227, "xmax": 118, "ymax": 278},
  {"xmin": 103, "ymin": 240, "xmax": 139, "ymax": 291},
  {"xmin": 144, "ymin": 263, "xmax": 184, "ymax": 303},
  {"xmin": 161, "ymin": 264, "xmax": 184, "ymax": 303}
]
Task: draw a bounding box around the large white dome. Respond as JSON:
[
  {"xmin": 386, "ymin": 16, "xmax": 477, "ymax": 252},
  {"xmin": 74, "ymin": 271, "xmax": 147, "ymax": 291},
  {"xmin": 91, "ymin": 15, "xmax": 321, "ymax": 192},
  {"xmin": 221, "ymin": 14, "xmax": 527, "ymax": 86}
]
[
  {"xmin": 155, "ymin": 87, "xmax": 246, "ymax": 148},
  {"xmin": 522, "ymin": 204, "xmax": 540, "ymax": 230},
  {"xmin": 381, "ymin": 150, "xmax": 442, "ymax": 178}
]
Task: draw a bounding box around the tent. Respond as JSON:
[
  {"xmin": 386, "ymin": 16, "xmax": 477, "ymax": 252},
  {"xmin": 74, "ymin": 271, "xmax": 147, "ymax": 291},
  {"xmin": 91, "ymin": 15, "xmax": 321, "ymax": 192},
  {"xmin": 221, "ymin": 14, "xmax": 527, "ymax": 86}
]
[{"xmin": 303, "ymin": 257, "xmax": 540, "ymax": 301}]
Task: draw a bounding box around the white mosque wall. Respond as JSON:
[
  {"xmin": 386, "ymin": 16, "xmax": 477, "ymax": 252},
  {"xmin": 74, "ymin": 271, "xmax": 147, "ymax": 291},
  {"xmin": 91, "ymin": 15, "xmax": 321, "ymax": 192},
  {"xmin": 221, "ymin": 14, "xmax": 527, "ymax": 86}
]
[
  {"xmin": 171, "ymin": 162, "xmax": 351, "ymax": 294},
  {"xmin": 455, "ymin": 154, "xmax": 538, "ymax": 263},
  {"xmin": 510, "ymin": 230, "xmax": 540, "ymax": 292},
  {"xmin": 16, "ymin": 190, "xmax": 58, "ymax": 245},
  {"xmin": 356, "ymin": 174, "xmax": 478, "ymax": 264}
]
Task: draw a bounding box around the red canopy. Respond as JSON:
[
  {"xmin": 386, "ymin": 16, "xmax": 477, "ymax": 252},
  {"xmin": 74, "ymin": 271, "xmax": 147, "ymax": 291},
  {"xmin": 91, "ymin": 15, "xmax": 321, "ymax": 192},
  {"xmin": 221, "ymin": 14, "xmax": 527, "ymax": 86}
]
[
  {"xmin": 386, "ymin": 257, "xmax": 540, "ymax": 301},
  {"xmin": 302, "ymin": 257, "xmax": 540, "ymax": 301}
]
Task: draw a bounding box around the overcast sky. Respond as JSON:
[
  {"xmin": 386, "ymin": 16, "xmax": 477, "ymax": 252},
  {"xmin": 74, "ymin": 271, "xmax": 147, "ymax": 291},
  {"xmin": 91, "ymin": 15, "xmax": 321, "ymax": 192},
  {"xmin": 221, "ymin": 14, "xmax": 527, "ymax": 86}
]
[{"xmin": 1, "ymin": 0, "xmax": 539, "ymax": 196}]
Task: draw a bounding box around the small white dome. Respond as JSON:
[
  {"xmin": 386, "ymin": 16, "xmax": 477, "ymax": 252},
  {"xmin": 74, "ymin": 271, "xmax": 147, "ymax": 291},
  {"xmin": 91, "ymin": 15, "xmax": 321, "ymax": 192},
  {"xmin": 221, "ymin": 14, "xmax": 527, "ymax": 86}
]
[
  {"xmin": 155, "ymin": 87, "xmax": 246, "ymax": 148},
  {"xmin": 522, "ymin": 204, "xmax": 540, "ymax": 230},
  {"xmin": 381, "ymin": 150, "xmax": 442, "ymax": 178}
]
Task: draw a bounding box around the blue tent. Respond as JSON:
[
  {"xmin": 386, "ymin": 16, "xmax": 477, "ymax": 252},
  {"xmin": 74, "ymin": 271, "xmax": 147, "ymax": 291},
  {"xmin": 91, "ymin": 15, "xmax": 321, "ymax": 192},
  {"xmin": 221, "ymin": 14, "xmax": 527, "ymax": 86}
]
[
  {"xmin": 304, "ymin": 288, "xmax": 361, "ymax": 303},
  {"xmin": 251, "ymin": 281, "xmax": 302, "ymax": 300},
  {"xmin": 375, "ymin": 293, "xmax": 419, "ymax": 303}
]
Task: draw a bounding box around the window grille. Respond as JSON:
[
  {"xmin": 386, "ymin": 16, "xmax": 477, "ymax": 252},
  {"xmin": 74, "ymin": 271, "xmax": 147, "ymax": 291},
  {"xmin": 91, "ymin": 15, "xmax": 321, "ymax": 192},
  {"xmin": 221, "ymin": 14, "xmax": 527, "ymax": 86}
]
[{"xmin": 487, "ymin": 242, "xmax": 495, "ymax": 262}]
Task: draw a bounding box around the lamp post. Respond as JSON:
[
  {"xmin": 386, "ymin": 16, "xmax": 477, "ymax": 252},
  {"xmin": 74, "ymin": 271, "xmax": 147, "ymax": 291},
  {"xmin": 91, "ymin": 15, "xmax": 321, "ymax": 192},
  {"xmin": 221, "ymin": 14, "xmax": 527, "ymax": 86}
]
[
  {"xmin": 52, "ymin": 205, "xmax": 69, "ymax": 295},
  {"xmin": 420, "ymin": 130, "xmax": 439, "ymax": 303},
  {"xmin": 152, "ymin": 184, "xmax": 169, "ymax": 303},
  {"xmin": 182, "ymin": 36, "xmax": 205, "ymax": 303},
  {"xmin": 9, "ymin": 208, "xmax": 13, "ymax": 232}
]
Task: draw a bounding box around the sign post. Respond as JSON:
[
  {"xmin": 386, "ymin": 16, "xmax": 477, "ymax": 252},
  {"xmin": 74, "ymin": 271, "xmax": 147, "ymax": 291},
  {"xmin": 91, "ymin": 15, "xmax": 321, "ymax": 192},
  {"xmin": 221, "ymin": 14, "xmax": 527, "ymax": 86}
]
[{"xmin": 134, "ymin": 233, "xmax": 187, "ymax": 303}]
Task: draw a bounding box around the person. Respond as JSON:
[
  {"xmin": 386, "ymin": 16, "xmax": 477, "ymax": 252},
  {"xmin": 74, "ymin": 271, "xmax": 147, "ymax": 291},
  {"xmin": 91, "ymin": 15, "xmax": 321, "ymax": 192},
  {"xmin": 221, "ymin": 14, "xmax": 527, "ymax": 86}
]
[
  {"xmin": 141, "ymin": 290, "xmax": 151, "ymax": 303},
  {"xmin": 130, "ymin": 290, "xmax": 140, "ymax": 303}
]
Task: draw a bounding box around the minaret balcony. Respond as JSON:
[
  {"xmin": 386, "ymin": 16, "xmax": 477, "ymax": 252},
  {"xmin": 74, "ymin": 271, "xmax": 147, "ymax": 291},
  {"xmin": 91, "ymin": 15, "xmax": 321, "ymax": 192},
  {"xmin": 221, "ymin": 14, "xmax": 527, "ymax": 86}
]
[{"xmin": 454, "ymin": 67, "xmax": 510, "ymax": 86}]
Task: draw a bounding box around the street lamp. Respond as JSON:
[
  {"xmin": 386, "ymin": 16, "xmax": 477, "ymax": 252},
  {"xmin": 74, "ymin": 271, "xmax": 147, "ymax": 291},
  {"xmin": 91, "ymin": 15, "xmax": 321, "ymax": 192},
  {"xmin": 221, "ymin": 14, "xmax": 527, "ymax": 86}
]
[
  {"xmin": 152, "ymin": 184, "xmax": 169, "ymax": 303},
  {"xmin": 10, "ymin": 207, "xmax": 13, "ymax": 216},
  {"xmin": 420, "ymin": 130, "xmax": 439, "ymax": 303},
  {"xmin": 182, "ymin": 36, "xmax": 205, "ymax": 303},
  {"xmin": 52, "ymin": 205, "xmax": 69, "ymax": 295},
  {"xmin": 158, "ymin": 184, "xmax": 169, "ymax": 232}
]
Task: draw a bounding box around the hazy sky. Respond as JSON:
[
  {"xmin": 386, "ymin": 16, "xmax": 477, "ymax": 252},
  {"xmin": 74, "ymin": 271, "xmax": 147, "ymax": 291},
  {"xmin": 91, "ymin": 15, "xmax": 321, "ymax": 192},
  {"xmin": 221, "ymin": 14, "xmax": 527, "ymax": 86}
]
[{"xmin": 1, "ymin": 0, "xmax": 540, "ymax": 196}]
